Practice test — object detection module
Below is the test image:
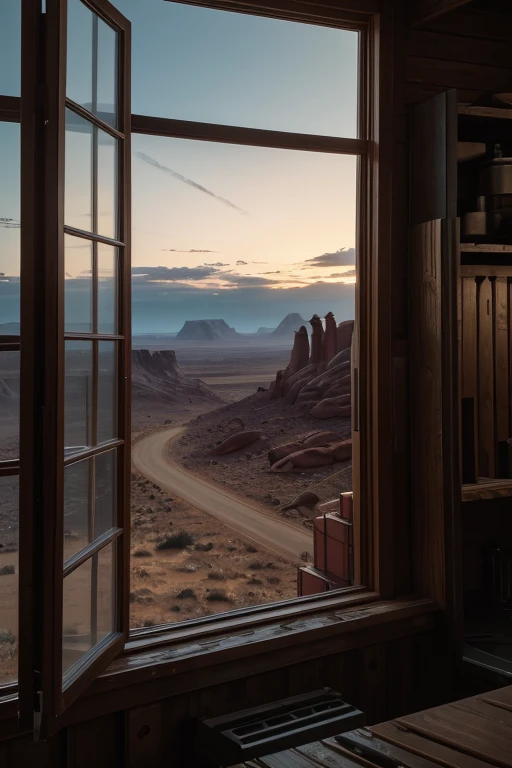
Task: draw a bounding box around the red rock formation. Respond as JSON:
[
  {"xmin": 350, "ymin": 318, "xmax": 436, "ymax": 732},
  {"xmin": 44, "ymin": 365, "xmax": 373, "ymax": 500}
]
[
  {"xmin": 309, "ymin": 314, "xmax": 325, "ymax": 367},
  {"xmin": 336, "ymin": 320, "xmax": 354, "ymax": 354},
  {"xmin": 323, "ymin": 312, "xmax": 337, "ymax": 365},
  {"xmin": 270, "ymin": 369, "xmax": 285, "ymax": 399},
  {"xmin": 311, "ymin": 395, "xmax": 352, "ymax": 420},
  {"xmin": 283, "ymin": 325, "xmax": 310, "ymax": 381},
  {"xmin": 270, "ymin": 439, "xmax": 352, "ymax": 472},
  {"xmin": 267, "ymin": 430, "xmax": 342, "ymax": 465},
  {"xmin": 211, "ymin": 430, "xmax": 263, "ymax": 456}
]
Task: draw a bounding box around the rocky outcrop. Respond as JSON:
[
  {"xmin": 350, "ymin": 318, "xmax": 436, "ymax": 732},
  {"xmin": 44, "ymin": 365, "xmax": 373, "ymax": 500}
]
[
  {"xmin": 132, "ymin": 349, "xmax": 220, "ymax": 405},
  {"xmin": 311, "ymin": 395, "xmax": 351, "ymax": 419},
  {"xmin": 268, "ymin": 312, "xmax": 354, "ymax": 422},
  {"xmin": 336, "ymin": 320, "xmax": 354, "ymax": 354},
  {"xmin": 282, "ymin": 326, "xmax": 310, "ymax": 381},
  {"xmin": 270, "ymin": 439, "xmax": 352, "ymax": 472},
  {"xmin": 309, "ymin": 314, "xmax": 325, "ymax": 367},
  {"xmin": 267, "ymin": 430, "xmax": 343, "ymax": 465},
  {"xmin": 323, "ymin": 312, "xmax": 337, "ymax": 365},
  {"xmin": 211, "ymin": 430, "xmax": 263, "ymax": 456},
  {"xmin": 176, "ymin": 319, "xmax": 238, "ymax": 342}
]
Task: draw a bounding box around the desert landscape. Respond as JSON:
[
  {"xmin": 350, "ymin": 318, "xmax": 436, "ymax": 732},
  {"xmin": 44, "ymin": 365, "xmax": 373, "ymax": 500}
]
[
  {"xmin": 129, "ymin": 312, "xmax": 353, "ymax": 627},
  {"xmin": 0, "ymin": 311, "xmax": 354, "ymax": 680}
]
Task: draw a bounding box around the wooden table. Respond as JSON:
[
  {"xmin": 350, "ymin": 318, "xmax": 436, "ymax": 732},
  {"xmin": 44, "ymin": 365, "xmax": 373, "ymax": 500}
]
[{"xmin": 238, "ymin": 685, "xmax": 512, "ymax": 768}]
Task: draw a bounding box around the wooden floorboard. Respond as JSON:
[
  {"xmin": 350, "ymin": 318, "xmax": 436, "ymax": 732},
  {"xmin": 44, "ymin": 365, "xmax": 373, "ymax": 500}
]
[{"xmin": 241, "ymin": 687, "xmax": 512, "ymax": 767}]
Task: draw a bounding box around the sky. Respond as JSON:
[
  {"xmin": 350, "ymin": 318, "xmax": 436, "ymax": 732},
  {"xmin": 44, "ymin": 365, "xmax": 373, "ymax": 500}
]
[{"xmin": 0, "ymin": 0, "xmax": 359, "ymax": 334}]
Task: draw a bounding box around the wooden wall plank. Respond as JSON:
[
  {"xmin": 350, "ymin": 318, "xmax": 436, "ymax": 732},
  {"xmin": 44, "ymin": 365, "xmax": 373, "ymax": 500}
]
[
  {"xmin": 422, "ymin": 9, "xmax": 512, "ymax": 42},
  {"xmin": 406, "ymin": 29, "xmax": 512, "ymax": 70},
  {"xmin": 478, "ymin": 278, "xmax": 495, "ymax": 477},
  {"xmin": 407, "ymin": 56, "xmax": 512, "ymax": 94},
  {"xmin": 67, "ymin": 714, "xmax": 123, "ymax": 768},
  {"xmin": 494, "ymin": 278, "xmax": 509, "ymax": 445},
  {"xmin": 125, "ymin": 705, "xmax": 163, "ymax": 768},
  {"xmin": 461, "ymin": 278, "xmax": 478, "ymax": 401}
]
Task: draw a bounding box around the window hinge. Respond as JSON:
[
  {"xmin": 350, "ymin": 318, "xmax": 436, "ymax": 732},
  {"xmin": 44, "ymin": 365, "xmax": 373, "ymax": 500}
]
[{"xmin": 33, "ymin": 691, "xmax": 43, "ymax": 740}]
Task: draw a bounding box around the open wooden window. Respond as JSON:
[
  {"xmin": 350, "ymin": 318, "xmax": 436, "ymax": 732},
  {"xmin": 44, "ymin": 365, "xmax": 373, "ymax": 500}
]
[{"xmin": 18, "ymin": 0, "xmax": 131, "ymax": 736}]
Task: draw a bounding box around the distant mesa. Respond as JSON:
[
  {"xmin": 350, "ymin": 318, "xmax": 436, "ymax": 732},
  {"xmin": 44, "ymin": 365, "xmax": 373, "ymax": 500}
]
[
  {"xmin": 176, "ymin": 319, "xmax": 239, "ymax": 342},
  {"xmin": 132, "ymin": 349, "xmax": 221, "ymax": 405},
  {"xmin": 271, "ymin": 313, "xmax": 306, "ymax": 337},
  {"xmin": 256, "ymin": 327, "xmax": 275, "ymax": 335}
]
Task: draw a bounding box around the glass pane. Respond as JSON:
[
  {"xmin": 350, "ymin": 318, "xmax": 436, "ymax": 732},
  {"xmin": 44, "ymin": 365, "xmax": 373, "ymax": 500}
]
[
  {"xmin": 98, "ymin": 342, "xmax": 117, "ymax": 444},
  {"xmin": 97, "ymin": 130, "xmax": 118, "ymax": 240},
  {"xmin": 62, "ymin": 557, "xmax": 92, "ymax": 676},
  {"xmin": 94, "ymin": 450, "xmax": 116, "ymax": 539},
  {"xmin": 0, "ymin": 351, "xmax": 20, "ymax": 461},
  {"xmin": 67, "ymin": 0, "xmax": 118, "ymax": 128},
  {"xmin": 65, "ymin": 235, "xmax": 93, "ymax": 333},
  {"xmin": 65, "ymin": 341, "xmax": 93, "ymax": 456},
  {"xmin": 96, "ymin": 16, "xmax": 118, "ymax": 128},
  {"xmin": 0, "ymin": 0, "xmax": 21, "ymax": 97},
  {"xmin": 121, "ymin": 0, "xmax": 358, "ymax": 137},
  {"xmin": 62, "ymin": 547, "xmax": 115, "ymax": 679},
  {"xmin": 0, "ymin": 122, "xmax": 20, "ymax": 331},
  {"xmin": 67, "ymin": 0, "xmax": 94, "ymax": 110},
  {"xmin": 97, "ymin": 543, "xmax": 115, "ymax": 638},
  {"xmin": 64, "ymin": 459, "xmax": 92, "ymax": 562},
  {"xmin": 65, "ymin": 109, "xmax": 93, "ymax": 232},
  {"xmin": 0, "ymin": 475, "xmax": 18, "ymax": 684},
  {"xmin": 98, "ymin": 244, "xmax": 118, "ymax": 335}
]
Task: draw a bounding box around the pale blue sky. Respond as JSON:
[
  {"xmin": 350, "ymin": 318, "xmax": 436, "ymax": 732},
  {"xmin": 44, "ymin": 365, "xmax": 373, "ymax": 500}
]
[{"xmin": 0, "ymin": 0, "xmax": 358, "ymax": 333}]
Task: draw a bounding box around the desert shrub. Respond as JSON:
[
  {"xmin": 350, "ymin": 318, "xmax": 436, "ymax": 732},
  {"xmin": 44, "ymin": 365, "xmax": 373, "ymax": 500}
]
[
  {"xmin": 207, "ymin": 572, "xmax": 225, "ymax": 581},
  {"xmin": 0, "ymin": 565, "xmax": 15, "ymax": 576},
  {"xmin": 248, "ymin": 577, "xmax": 262, "ymax": 586},
  {"xmin": 0, "ymin": 629, "xmax": 15, "ymax": 645},
  {"xmin": 195, "ymin": 542, "xmax": 213, "ymax": 552},
  {"xmin": 142, "ymin": 619, "xmax": 156, "ymax": 627},
  {"xmin": 245, "ymin": 545, "xmax": 257, "ymax": 553},
  {"xmin": 248, "ymin": 560, "xmax": 264, "ymax": 571},
  {"xmin": 171, "ymin": 605, "xmax": 181, "ymax": 612},
  {"xmin": 206, "ymin": 589, "xmax": 230, "ymax": 602},
  {"xmin": 133, "ymin": 548, "xmax": 152, "ymax": 558},
  {"xmin": 132, "ymin": 567, "xmax": 150, "ymax": 578},
  {"xmin": 176, "ymin": 588, "xmax": 197, "ymax": 600},
  {"xmin": 267, "ymin": 576, "xmax": 280, "ymax": 585},
  {"xmin": 156, "ymin": 532, "xmax": 193, "ymax": 550}
]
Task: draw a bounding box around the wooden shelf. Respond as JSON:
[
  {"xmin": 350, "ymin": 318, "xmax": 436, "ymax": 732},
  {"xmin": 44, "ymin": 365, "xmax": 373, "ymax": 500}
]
[
  {"xmin": 460, "ymin": 264, "xmax": 512, "ymax": 277},
  {"xmin": 462, "ymin": 478, "xmax": 512, "ymax": 503},
  {"xmin": 460, "ymin": 243, "xmax": 512, "ymax": 253}
]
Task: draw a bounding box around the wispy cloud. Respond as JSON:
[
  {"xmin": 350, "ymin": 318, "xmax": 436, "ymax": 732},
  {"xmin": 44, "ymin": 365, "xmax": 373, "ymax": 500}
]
[
  {"xmin": 236, "ymin": 260, "xmax": 248, "ymax": 265},
  {"xmin": 162, "ymin": 248, "xmax": 219, "ymax": 253},
  {"xmin": 132, "ymin": 265, "xmax": 218, "ymax": 282},
  {"xmin": 135, "ymin": 151, "xmax": 249, "ymax": 216},
  {"xmin": 0, "ymin": 217, "xmax": 20, "ymax": 229}
]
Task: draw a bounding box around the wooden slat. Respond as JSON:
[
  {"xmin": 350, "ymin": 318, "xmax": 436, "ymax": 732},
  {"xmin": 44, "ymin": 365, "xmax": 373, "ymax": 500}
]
[
  {"xmin": 407, "ymin": 56, "xmax": 512, "ymax": 94},
  {"xmin": 408, "ymin": 0, "xmax": 473, "ymax": 28},
  {"xmin": 461, "ymin": 278, "xmax": 478, "ymax": 400},
  {"xmin": 371, "ymin": 720, "xmax": 493, "ymax": 768},
  {"xmin": 422, "ymin": 8, "xmax": 512, "ymax": 42},
  {"xmin": 398, "ymin": 703, "xmax": 512, "ymax": 768},
  {"xmin": 478, "ymin": 278, "xmax": 495, "ymax": 477},
  {"xmin": 461, "ymin": 266, "xmax": 512, "ymax": 278},
  {"xmin": 340, "ymin": 728, "xmax": 441, "ymax": 768},
  {"xmin": 494, "ymin": 278, "xmax": 509, "ymax": 444},
  {"xmin": 482, "ymin": 686, "xmax": 512, "ymax": 712},
  {"xmin": 296, "ymin": 741, "xmax": 364, "ymax": 768},
  {"xmin": 406, "ymin": 29, "xmax": 512, "ymax": 69}
]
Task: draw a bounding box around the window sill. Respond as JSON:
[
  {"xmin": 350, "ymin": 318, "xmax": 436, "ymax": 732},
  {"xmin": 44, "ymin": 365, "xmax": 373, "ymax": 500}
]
[{"xmin": 0, "ymin": 595, "xmax": 439, "ymax": 737}]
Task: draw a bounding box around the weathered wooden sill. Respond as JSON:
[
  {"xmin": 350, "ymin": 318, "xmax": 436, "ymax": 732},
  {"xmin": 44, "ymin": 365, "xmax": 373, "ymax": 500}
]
[{"xmin": 0, "ymin": 596, "xmax": 439, "ymax": 738}]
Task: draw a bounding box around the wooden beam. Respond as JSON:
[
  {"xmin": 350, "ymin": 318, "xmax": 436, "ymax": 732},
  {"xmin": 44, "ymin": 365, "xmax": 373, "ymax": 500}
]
[{"xmin": 409, "ymin": 0, "xmax": 473, "ymax": 28}]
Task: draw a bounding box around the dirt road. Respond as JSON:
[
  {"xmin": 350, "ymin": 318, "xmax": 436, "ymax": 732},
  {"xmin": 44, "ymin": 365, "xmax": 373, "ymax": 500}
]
[{"xmin": 132, "ymin": 427, "xmax": 312, "ymax": 561}]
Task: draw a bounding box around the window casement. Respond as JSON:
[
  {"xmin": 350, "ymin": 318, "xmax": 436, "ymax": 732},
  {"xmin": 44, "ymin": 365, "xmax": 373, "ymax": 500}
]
[{"xmin": 0, "ymin": 0, "xmax": 399, "ymax": 738}]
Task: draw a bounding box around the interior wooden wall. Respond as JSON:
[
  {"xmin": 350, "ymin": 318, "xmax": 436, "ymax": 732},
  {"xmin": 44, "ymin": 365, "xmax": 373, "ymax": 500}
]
[
  {"xmin": 0, "ymin": 628, "xmax": 446, "ymax": 768},
  {"xmin": 405, "ymin": 6, "xmax": 512, "ymax": 105}
]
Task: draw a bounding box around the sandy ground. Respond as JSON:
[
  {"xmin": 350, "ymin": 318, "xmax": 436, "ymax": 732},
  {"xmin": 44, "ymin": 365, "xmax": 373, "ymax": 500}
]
[{"xmin": 133, "ymin": 426, "xmax": 312, "ymax": 560}]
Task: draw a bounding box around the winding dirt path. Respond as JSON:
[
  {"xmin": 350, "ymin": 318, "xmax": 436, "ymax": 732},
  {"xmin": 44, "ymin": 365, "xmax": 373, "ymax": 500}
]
[{"xmin": 132, "ymin": 427, "xmax": 312, "ymax": 561}]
